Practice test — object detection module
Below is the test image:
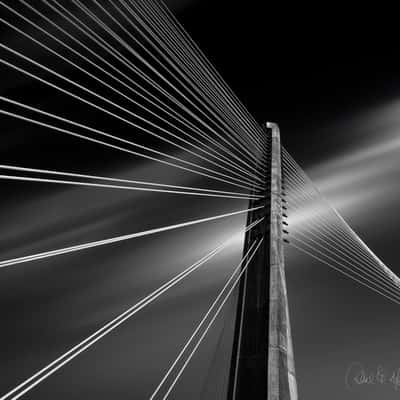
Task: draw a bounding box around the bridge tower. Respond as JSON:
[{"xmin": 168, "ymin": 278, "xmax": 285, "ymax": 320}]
[{"xmin": 228, "ymin": 122, "xmax": 297, "ymax": 399}]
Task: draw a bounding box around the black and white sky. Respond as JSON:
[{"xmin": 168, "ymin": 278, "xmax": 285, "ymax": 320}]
[{"xmin": 176, "ymin": 2, "xmax": 400, "ymax": 399}]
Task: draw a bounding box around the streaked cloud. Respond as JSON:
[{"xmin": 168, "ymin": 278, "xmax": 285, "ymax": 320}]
[{"xmin": 306, "ymin": 99, "xmax": 400, "ymax": 226}]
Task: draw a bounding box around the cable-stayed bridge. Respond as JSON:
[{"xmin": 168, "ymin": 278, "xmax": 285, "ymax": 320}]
[{"xmin": 0, "ymin": 1, "xmax": 398, "ymax": 399}]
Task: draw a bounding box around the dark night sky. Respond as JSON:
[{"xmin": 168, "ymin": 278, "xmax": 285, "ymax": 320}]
[
  {"xmin": 1, "ymin": 1, "xmax": 400, "ymax": 399},
  {"xmin": 176, "ymin": 1, "xmax": 400, "ymax": 162}
]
